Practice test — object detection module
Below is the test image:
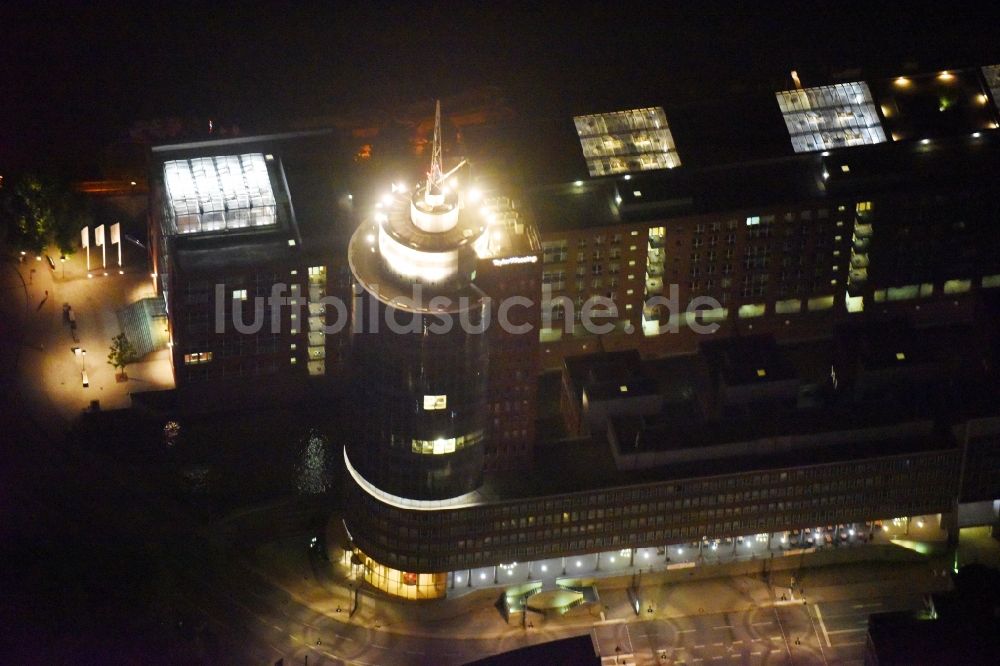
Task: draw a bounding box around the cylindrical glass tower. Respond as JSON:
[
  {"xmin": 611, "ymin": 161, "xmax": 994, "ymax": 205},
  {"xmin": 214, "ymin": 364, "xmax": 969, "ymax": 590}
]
[{"xmin": 346, "ymin": 184, "xmax": 489, "ymax": 501}]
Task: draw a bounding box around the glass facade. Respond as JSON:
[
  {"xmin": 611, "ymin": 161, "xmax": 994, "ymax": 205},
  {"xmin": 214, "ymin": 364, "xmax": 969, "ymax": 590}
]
[
  {"xmin": 573, "ymin": 107, "xmax": 682, "ymax": 176},
  {"xmin": 348, "ymin": 290, "xmax": 489, "ymax": 500},
  {"xmin": 353, "ymin": 547, "xmax": 447, "ymax": 600},
  {"xmin": 983, "ymin": 65, "xmax": 1000, "ymax": 113},
  {"xmin": 776, "ymin": 82, "xmax": 887, "ymax": 152}
]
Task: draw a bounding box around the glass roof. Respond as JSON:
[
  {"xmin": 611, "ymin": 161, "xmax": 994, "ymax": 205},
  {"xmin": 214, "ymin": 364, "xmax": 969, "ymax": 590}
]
[
  {"xmin": 163, "ymin": 153, "xmax": 277, "ymax": 234},
  {"xmin": 573, "ymin": 107, "xmax": 682, "ymax": 177},
  {"xmin": 776, "ymin": 82, "xmax": 887, "ymax": 153}
]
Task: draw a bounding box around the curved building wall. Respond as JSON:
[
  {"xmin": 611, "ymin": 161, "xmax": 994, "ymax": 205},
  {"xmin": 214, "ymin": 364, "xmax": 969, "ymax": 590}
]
[
  {"xmin": 344, "ymin": 446, "xmax": 959, "ymax": 573},
  {"xmin": 348, "ymin": 287, "xmax": 489, "ymax": 500}
]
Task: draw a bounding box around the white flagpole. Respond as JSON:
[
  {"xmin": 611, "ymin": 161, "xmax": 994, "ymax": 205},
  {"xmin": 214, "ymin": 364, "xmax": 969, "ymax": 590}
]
[
  {"xmin": 111, "ymin": 222, "xmax": 122, "ymax": 268},
  {"xmin": 81, "ymin": 226, "xmax": 90, "ymax": 271},
  {"xmin": 95, "ymin": 224, "xmax": 106, "ymax": 269}
]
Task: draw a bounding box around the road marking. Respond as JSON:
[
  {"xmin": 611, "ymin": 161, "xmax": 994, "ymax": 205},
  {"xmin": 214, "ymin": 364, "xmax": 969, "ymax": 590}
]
[
  {"xmin": 713, "ymin": 625, "xmax": 732, "ymax": 630},
  {"xmin": 770, "ymin": 636, "xmax": 783, "ymax": 641},
  {"xmin": 752, "ymin": 621, "xmax": 774, "ymax": 626},
  {"xmin": 679, "ymin": 628, "xmax": 697, "ymax": 633},
  {"xmin": 713, "ymin": 642, "xmax": 724, "ymax": 646},
  {"xmin": 814, "ymin": 604, "xmax": 832, "ymax": 648},
  {"xmin": 827, "ymin": 628, "xmax": 867, "ymax": 634},
  {"xmin": 852, "ymin": 603, "xmax": 882, "ymax": 609},
  {"xmin": 694, "ymin": 644, "xmax": 705, "ymax": 648},
  {"xmin": 731, "ymin": 640, "xmax": 742, "ymax": 645}
]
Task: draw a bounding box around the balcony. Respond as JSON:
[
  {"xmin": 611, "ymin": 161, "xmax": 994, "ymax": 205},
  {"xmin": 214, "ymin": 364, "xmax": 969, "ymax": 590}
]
[
  {"xmin": 309, "ymin": 285, "xmax": 325, "ymax": 302},
  {"xmin": 308, "ymin": 316, "xmax": 326, "ymax": 331},
  {"xmin": 308, "ymin": 331, "xmax": 325, "ymax": 347},
  {"xmin": 645, "ymin": 277, "xmax": 664, "ymax": 295}
]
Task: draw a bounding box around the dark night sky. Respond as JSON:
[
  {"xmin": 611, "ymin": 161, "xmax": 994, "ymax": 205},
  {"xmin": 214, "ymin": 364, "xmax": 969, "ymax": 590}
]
[{"xmin": 2, "ymin": 1, "xmax": 999, "ymax": 175}]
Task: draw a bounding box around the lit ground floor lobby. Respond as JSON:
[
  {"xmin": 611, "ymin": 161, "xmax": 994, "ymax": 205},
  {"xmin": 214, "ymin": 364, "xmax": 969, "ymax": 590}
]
[{"xmin": 341, "ymin": 513, "xmax": 958, "ymax": 601}]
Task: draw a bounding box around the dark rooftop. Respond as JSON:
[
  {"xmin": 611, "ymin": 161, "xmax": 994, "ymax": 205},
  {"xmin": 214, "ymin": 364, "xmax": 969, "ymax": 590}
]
[
  {"xmin": 563, "ymin": 350, "xmax": 643, "ymax": 404},
  {"xmin": 702, "ymin": 334, "xmax": 797, "ymax": 387}
]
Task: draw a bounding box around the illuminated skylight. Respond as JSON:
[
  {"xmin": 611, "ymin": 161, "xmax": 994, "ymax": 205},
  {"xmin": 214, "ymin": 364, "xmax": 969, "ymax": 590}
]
[
  {"xmin": 982, "ymin": 65, "xmax": 1000, "ymax": 112},
  {"xmin": 573, "ymin": 107, "xmax": 682, "ymax": 176},
  {"xmin": 163, "ymin": 153, "xmax": 277, "ymax": 234},
  {"xmin": 775, "ymin": 82, "xmax": 887, "ymax": 153}
]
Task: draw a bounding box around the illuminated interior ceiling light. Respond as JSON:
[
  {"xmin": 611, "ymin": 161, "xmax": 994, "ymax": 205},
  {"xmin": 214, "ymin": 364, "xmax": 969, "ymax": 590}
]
[
  {"xmin": 573, "ymin": 180, "xmax": 583, "ymax": 187},
  {"xmin": 921, "ymin": 138, "xmax": 931, "ymax": 145},
  {"xmin": 972, "ymin": 132, "xmax": 982, "ymax": 138},
  {"xmin": 977, "ymin": 94, "xmax": 989, "ymax": 105},
  {"xmin": 573, "ymin": 106, "xmax": 681, "ymax": 176},
  {"xmin": 623, "ymin": 174, "xmax": 631, "ymax": 180},
  {"xmin": 776, "ymin": 81, "xmax": 887, "ymax": 153},
  {"xmin": 937, "ymin": 71, "xmax": 954, "ymax": 81},
  {"xmin": 894, "ymin": 76, "xmax": 911, "ymax": 87}
]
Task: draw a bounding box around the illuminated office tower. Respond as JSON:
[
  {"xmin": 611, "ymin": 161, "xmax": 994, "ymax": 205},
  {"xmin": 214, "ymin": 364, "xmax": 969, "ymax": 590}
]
[{"xmin": 345, "ymin": 102, "xmax": 491, "ymax": 502}]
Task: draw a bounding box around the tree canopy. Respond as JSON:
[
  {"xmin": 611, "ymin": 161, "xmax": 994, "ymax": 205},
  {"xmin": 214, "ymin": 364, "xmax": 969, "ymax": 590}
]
[{"xmin": 0, "ymin": 173, "xmax": 92, "ymax": 256}]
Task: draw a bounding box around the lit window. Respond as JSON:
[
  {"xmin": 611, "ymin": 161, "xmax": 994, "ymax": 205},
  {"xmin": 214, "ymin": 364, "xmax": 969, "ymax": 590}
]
[
  {"xmin": 232, "ymin": 289, "xmax": 247, "ymax": 301},
  {"xmin": 756, "ymin": 368, "xmax": 767, "ymax": 378},
  {"xmin": 840, "ymin": 164, "xmax": 850, "ymax": 173},
  {"xmin": 423, "ymin": 395, "xmax": 447, "ymax": 410},
  {"xmin": 895, "ymin": 352, "xmax": 906, "ymax": 361},
  {"xmin": 411, "ymin": 430, "xmax": 484, "ymax": 455},
  {"xmin": 746, "ymin": 216, "xmax": 760, "ymax": 226},
  {"xmin": 619, "ymin": 385, "xmax": 628, "ymax": 393},
  {"xmin": 290, "ymin": 357, "xmax": 297, "ymax": 364},
  {"xmin": 184, "ymin": 352, "xmax": 213, "ymax": 365}
]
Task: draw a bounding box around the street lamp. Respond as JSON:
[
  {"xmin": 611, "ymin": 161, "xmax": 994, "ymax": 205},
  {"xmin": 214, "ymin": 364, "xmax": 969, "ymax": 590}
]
[{"xmin": 77, "ymin": 348, "xmax": 89, "ymax": 388}]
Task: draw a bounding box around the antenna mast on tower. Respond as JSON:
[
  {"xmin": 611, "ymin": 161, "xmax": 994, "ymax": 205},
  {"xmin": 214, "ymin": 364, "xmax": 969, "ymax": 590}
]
[{"xmin": 428, "ymin": 100, "xmax": 444, "ymax": 191}]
